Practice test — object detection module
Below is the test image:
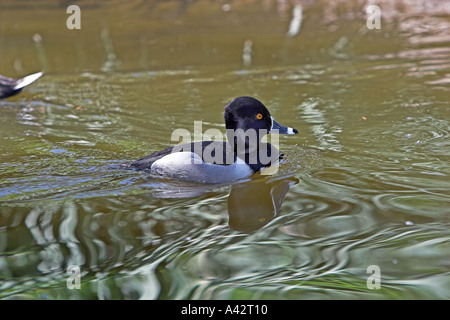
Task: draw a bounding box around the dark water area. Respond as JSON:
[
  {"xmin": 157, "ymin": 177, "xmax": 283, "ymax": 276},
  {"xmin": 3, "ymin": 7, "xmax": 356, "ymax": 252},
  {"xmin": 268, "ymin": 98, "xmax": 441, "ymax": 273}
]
[{"xmin": 0, "ymin": 0, "xmax": 449, "ymax": 299}]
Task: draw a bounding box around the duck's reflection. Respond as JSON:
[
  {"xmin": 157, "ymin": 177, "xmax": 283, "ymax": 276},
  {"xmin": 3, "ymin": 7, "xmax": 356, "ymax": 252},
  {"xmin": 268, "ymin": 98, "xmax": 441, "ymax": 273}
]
[
  {"xmin": 227, "ymin": 176, "xmax": 298, "ymax": 232},
  {"xmin": 145, "ymin": 174, "xmax": 299, "ymax": 232},
  {"xmin": 0, "ymin": 174, "xmax": 298, "ymax": 296}
]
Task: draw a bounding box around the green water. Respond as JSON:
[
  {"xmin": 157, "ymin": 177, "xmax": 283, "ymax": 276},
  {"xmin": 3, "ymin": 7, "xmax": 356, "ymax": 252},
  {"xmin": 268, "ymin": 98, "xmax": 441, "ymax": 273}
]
[{"xmin": 0, "ymin": 0, "xmax": 449, "ymax": 299}]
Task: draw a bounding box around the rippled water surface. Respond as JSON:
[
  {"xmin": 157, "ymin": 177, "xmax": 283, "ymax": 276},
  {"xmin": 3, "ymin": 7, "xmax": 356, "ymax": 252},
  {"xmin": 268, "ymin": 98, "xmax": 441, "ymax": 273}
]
[{"xmin": 0, "ymin": 0, "xmax": 449, "ymax": 299}]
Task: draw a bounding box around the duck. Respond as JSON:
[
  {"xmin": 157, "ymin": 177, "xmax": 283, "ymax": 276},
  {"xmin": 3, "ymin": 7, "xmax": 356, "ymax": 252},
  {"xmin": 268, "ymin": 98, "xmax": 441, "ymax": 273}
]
[
  {"xmin": 0, "ymin": 72, "xmax": 43, "ymax": 99},
  {"xmin": 127, "ymin": 96, "xmax": 298, "ymax": 184}
]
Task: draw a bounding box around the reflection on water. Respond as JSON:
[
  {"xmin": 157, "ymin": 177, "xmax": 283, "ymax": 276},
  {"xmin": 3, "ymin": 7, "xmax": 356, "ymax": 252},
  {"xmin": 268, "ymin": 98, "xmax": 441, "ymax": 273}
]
[
  {"xmin": 1, "ymin": 0, "xmax": 449, "ymax": 299},
  {"xmin": 0, "ymin": 172, "xmax": 299, "ymax": 299},
  {"xmin": 228, "ymin": 175, "xmax": 298, "ymax": 232}
]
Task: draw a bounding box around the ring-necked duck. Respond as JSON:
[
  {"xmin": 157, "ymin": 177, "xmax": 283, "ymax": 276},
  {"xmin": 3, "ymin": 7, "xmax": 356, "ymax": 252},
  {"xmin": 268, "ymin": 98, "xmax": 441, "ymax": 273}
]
[
  {"xmin": 127, "ymin": 96, "xmax": 298, "ymax": 184},
  {"xmin": 0, "ymin": 72, "xmax": 43, "ymax": 99}
]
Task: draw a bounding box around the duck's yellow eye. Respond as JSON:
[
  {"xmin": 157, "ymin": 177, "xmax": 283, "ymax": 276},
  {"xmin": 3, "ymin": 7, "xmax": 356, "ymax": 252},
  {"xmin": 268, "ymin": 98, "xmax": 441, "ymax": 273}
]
[{"xmin": 256, "ymin": 113, "xmax": 263, "ymax": 120}]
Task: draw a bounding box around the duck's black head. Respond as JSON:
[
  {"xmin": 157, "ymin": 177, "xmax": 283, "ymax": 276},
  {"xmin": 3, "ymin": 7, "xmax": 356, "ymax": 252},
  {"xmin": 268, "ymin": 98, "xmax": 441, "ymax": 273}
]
[
  {"xmin": 223, "ymin": 96, "xmax": 298, "ymax": 171},
  {"xmin": 224, "ymin": 96, "xmax": 272, "ymax": 133},
  {"xmin": 224, "ymin": 96, "xmax": 298, "ymax": 136}
]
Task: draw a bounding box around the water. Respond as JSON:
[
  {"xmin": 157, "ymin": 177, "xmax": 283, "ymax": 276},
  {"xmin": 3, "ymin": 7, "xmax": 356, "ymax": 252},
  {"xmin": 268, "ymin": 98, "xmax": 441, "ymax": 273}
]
[{"xmin": 0, "ymin": 0, "xmax": 449, "ymax": 299}]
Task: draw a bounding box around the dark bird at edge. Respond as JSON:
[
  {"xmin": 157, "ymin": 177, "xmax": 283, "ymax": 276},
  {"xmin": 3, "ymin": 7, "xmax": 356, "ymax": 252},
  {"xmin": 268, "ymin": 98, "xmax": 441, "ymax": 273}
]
[{"xmin": 0, "ymin": 72, "xmax": 43, "ymax": 99}]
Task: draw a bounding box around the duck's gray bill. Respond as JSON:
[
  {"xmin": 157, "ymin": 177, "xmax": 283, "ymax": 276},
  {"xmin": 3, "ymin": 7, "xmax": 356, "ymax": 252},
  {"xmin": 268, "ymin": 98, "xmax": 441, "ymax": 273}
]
[{"xmin": 271, "ymin": 117, "xmax": 298, "ymax": 135}]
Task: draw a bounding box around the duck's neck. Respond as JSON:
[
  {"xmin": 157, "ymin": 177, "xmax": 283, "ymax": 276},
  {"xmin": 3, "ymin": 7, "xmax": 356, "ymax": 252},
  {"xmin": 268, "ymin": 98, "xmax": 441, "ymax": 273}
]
[{"xmin": 233, "ymin": 142, "xmax": 280, "ymax": 173}]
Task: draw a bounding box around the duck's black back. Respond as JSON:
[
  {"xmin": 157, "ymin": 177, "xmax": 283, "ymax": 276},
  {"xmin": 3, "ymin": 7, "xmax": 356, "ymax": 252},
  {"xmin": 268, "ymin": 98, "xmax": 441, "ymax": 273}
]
[
  {"xmin": 128, "ymin": 141, "xmax": 235, "ymax": 170},
  {"xmin": 128, "ymin": 140, "xmax": 280, "ymax": 174}
]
